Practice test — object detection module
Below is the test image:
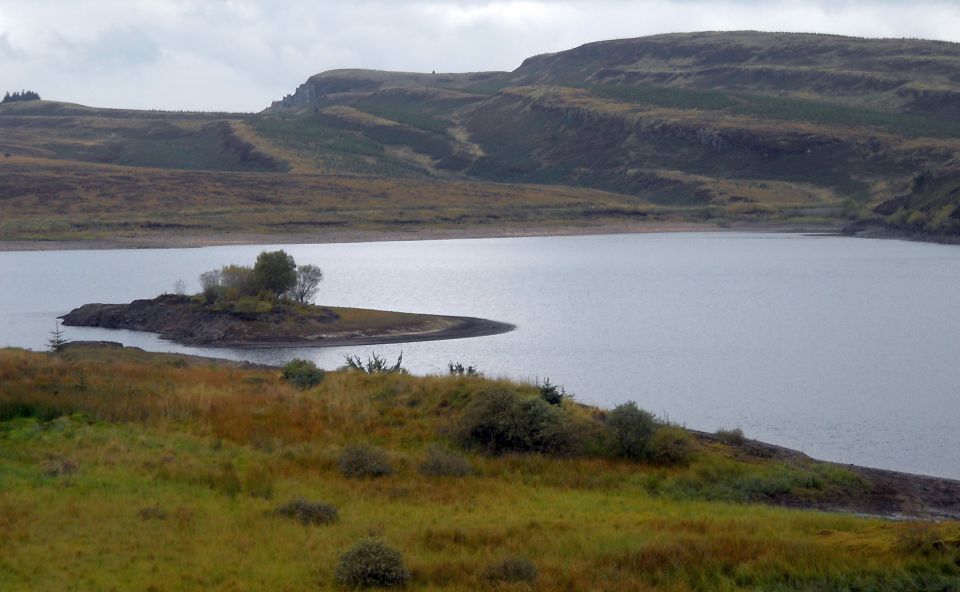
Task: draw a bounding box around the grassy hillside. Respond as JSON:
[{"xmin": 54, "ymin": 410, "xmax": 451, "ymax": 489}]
[
  {"xmin": 263, "ymin": 32, "xmax": 960, "ymax": 238},
  {"xmin": 0, "ymin": 155, "xmax": 661, "ymax": 243},
  {"xmin": 2, "ymin": 345, "xmax": 958, "ymax": 590},
  {"xmin": 4, "ymin": 31, "xmax": 960, "ymax": 244}
]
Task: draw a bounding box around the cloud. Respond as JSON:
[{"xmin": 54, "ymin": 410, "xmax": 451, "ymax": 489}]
[{"xmin": 0, "ymin": 0, "xmax": 957, "ymax": 111}]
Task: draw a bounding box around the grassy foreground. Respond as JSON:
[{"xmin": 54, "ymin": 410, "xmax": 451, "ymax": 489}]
[{"xmin": 1, "ymin": 346, "xmax": 958, "ymax": 591}]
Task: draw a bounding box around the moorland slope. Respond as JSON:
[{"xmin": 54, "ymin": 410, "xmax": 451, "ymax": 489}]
[{"xmin": 4, "ymin": 32, "xmax": 960, "ymax": 244}]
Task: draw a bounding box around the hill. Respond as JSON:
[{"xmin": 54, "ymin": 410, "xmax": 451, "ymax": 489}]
[
  {"xmin": 4, "ymin": 31, "xmax": 960, "ymax": 244},
  {"xmin": 1, "ymin": 344, "xmax": 958, "ymax": 590}
]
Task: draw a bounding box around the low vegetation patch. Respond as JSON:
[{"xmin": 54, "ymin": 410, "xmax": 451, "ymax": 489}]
[
  {"xmin": 274, "ymin": 498, "xmax": 339, "ymax": 526},
  {"xmin": 418, "ymin": 446, "xmax": 473, "ymax": 477},
  {"xmin": 716, "ymin": 427, "xmax": 746, "ymax": 445},
  {"xmin": 482, "ymin": 557, "xmax": 538, "ymax": 584},
  {"xmin": 335, "ymin": 539, "xmax": 410, "ymax": 588},
  {"xmin": 338, "ymin": 444, "xmax": 393, "ymax": 478}
]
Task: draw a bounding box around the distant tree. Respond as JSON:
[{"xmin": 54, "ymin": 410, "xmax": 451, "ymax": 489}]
[
  {"xmin": 289, "ymin": 264, "xmax": 323, "ymax": 303},
  {"xmin": 253, "ymin": 250, "xmax": 297, "ymax": 298}
]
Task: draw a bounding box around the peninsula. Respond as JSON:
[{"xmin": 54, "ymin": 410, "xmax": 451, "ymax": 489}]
[{"xmin": 60, "ymin": 294, "xmax": 513, "ymax": 348}]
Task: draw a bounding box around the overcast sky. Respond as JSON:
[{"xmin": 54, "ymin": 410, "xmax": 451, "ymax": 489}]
[{"xmin": 1, "ymin": 0, "xmax": 958, "ymax": 112}]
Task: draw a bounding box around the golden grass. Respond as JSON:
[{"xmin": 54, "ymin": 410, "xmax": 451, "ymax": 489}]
[
  {"xmin": 0, "ymin": 155, "xmax": 663, "ymax": 242},
  {"xmin": 1, "ymin": 347, "xmax": 959, "ymax": 590}
]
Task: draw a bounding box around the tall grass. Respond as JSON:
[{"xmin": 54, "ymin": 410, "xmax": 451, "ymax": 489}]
[{"xmin": 1, "ymin": 347, "xmax": 958, "ymax": 590}]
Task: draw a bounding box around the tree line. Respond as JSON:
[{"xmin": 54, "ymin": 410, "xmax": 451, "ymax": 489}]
[
  {"xmin": 199, "ymin": 250, "xmax": 323, "ymax": 305},
  {"xmin": 2, "ymin": 90, "xmax": 41, "ymax": 103}
]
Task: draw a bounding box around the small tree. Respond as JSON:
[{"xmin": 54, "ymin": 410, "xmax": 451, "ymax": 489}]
[
  {"xmin": 253, "ymin": 250, "xmax": 297, "ymax": 298},
  {"xmin": 47, "ymin": 320, "xmax": 70, "ymax": 353},
  {"xmin": 289, "ymin": 264, "xmax": 323, "ymax": 304}
]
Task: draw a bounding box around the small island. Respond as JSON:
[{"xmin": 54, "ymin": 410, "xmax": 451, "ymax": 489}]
[{"xmin": 61, "ymin": 250, "xmax": 514, "ymax": 347}]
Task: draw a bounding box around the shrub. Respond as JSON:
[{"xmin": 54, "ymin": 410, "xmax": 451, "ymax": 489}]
[
  {"xmin": 715, "ymin": 427, "xmax": 745, "ymax": 445},
  {"xmin": 418, "ymin": 446, "xmax": 473, "ymax": 477},
  {"xmin": 648, "ymin": 425, "xmax": 696, "ymax": 466},
  {"xmin": 482, "ymin": 557, "xmax": 538, "ymax": 584},
  {"xmin": 335, "ymin": 539, "xmax": 410, "ymax": 588},
  {"xmin": 281, "ymin": 359, "xmax": 325, "ymax": 389},
  {"xmin": 343, "ymin": 352, "xmax": 404, "ymax": 374},
  {"xmin": 447, "ymin": 361, "xmax": 479, "ymax": 376},
  {"xmin": 456, "ymin": 388, "xmax": 573, "ymax": 455},
  {"xmin": 606, "ymin": 402, "xmax": 659, "ymax": 460},
  {"xmin": 338, "ymin": 444, "xmax": 393, "ymax": 478},
  {"xmin": 275, "ymin": 498, "xmax": 339, "ymax": 525}
]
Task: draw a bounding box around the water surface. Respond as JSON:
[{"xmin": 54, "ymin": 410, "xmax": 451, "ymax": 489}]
[{"xmin": 1, "ymin": 233, "xmax": 958, "ymax": 478}]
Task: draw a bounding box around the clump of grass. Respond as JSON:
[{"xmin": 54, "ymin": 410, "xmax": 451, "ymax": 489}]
[
  {"xmin": 42, "ymin": 458, "xmax": 78, "ymax": 477},
  {"xmin": 482, "ymin": 557, "xmax": 538, "ymax": 583},
  {"xmin": 338, "ymin": 444, "xmax": 393, "ymax": 478},
  {"xmin": 137, "ymin": 504, "xmax": 167, "ymax": 521},
  {"xmin": 274, "ymin": 498, "xmax": 339, "ymax": 526},
  {"xmin": 281, "ymin": 359, "xmax": 325, "ymax": 390},
  {"xmin": 418, "ymin": 446, "xmax": 473, "ymax": 477},
  {"xmin": 715, "ymin": 428, "xmax": 745, "ymax": 445},
  {"xmin": 335, "ymin": 538, "xmax": 410, "ymax": 588}
]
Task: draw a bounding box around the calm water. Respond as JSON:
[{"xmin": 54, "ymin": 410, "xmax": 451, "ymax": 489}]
[{"xmin": 1, "ymin": 233, "xmax": 959, "ymax": 479}]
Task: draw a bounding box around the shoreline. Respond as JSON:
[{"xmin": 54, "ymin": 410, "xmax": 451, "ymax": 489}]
[
  {"xmin": 202, "ymin": 315, "xmax": 516, "ymax": 349},
  {"xmin": 694, "ymin": 430, "xmax": 960, "ymax": 521},
  {"xmin": 0, "ymin": 221, "xmax": 844, "ymax": 252}
]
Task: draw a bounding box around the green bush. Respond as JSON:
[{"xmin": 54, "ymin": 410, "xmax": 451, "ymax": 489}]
[
  {"xmin": 456, "ymin": 388, "xmax": 572, "ymax": 455},
  {"xmin": 648, "ymin": 425, "xmax": 696, "ymax": 466},
  {"xmin": 482, "ymin": 557, "xmax": 538, "ymax": 583},
  {"xmin": 281, "ymin": 359, "xmax": 326, "ymax": 390},
  {"xmin": 418, "ymin": 446, "xmax": 473, "ymax": 477},
  {"xmin": 606, "ymin": 402, "xmax": 659, "ymax": 460},
  {"xmin": 338, "ymin": 444, "xmax": 393, "ymax": 478},
  {"xmin": 274, "ymin": 498, "xmax": 339, "ymax": 525},
  {"xmin": 335, "ymin": 538, "xmax": 410, "ymax": 588},
  {"xmin": 715, "ymin": 427, "xmax": 745, "ymax": 445}
]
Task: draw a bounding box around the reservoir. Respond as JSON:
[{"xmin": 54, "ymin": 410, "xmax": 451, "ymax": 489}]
[{"xmin": 2, "ymin": 232, "xmax": 959, "ymax": 479}]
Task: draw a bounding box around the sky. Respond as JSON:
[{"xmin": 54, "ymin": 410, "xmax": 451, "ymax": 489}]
[{"xmin": 1, "ymin": 0, "xmax": 958, "ymax": 112}]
